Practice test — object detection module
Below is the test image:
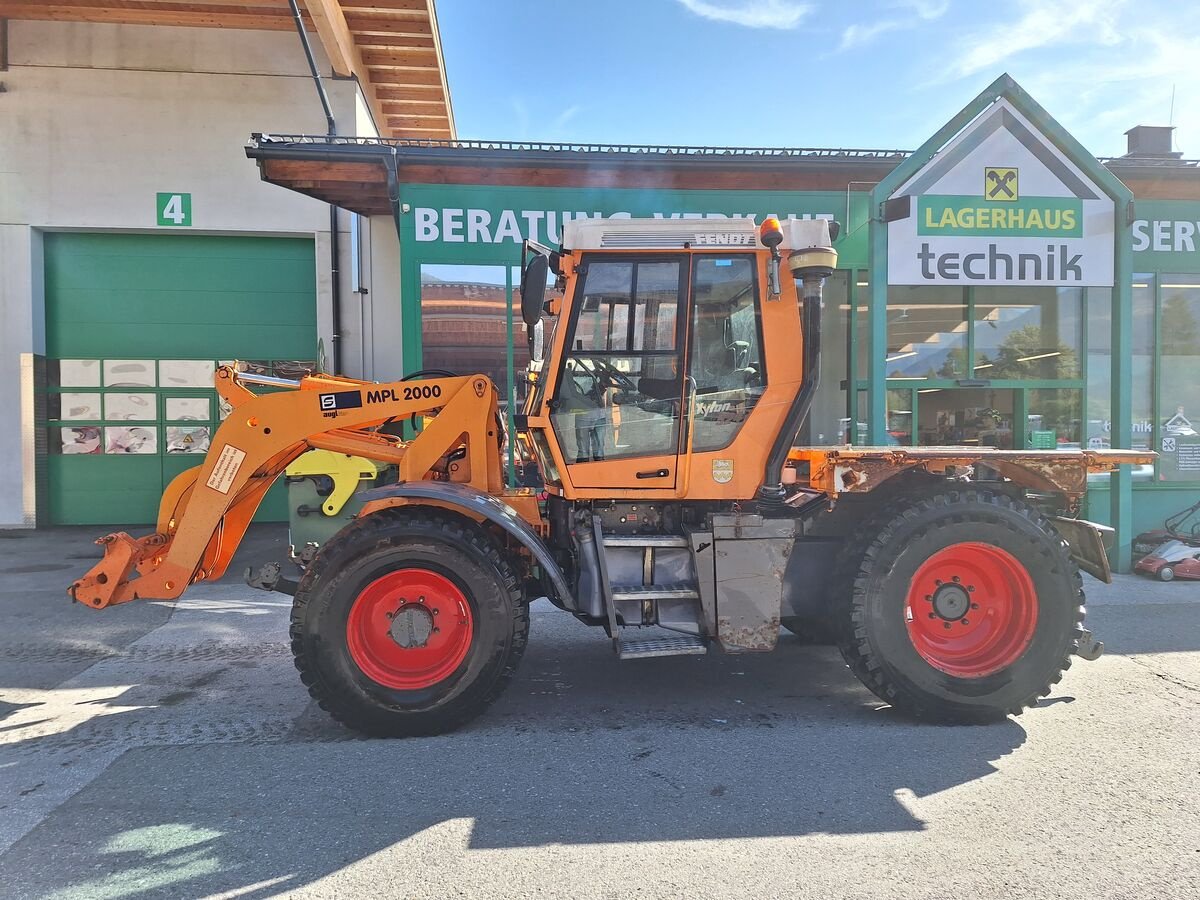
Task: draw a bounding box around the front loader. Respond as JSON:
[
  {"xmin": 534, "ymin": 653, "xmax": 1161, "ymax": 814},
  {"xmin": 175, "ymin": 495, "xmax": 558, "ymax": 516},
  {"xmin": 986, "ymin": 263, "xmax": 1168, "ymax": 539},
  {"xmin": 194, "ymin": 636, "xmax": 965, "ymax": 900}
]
[{"xmin": 70, "ymin": 216, "xmax": 1152, "ymax": 736}]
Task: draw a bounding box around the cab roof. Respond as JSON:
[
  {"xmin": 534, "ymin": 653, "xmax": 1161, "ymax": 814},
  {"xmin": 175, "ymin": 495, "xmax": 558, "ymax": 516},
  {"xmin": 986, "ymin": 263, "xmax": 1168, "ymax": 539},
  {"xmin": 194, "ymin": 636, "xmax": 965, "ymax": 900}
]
[{"xmin": 561, "ymin": 216, "xmax": 834, "ymax": 251}]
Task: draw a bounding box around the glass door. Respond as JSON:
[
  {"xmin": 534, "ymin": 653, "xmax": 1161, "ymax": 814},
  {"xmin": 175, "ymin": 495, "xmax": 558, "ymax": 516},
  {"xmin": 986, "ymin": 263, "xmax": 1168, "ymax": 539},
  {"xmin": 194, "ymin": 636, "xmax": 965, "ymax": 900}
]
[{"xmin": 551, "ymin": 257, "xmax": 687, "ymax": 489}]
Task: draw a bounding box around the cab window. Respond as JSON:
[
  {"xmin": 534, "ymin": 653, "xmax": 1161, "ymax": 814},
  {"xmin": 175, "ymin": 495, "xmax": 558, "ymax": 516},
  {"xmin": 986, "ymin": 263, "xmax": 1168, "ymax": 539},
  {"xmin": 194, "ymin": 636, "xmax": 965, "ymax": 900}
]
[
  {"xmin": 688, "ymin": 256, "xmax": 765, "ymax": 452},
  {"xmin": 551, "ymin": 259, "xmax": 683, "ymax": 462}
]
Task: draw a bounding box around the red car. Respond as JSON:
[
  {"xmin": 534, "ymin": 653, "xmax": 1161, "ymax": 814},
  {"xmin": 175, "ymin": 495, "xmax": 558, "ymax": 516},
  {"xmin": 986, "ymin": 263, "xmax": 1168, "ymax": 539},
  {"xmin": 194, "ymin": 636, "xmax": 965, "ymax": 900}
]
[{"xmin": 1134, "ymin": 540, "xmax": 1200, "ymax": 582}]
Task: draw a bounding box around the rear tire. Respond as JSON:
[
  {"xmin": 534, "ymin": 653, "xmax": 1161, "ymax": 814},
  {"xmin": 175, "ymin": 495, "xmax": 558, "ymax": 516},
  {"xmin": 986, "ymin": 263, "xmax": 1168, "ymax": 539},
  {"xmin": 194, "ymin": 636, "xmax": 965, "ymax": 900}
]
[
  {"xmin": 836, "ymin": 489, "xmax": 1084, "ymax": 723},
  {"xmin": 290, "ymin": 509, "xmax": 529, "ymax": 737}
]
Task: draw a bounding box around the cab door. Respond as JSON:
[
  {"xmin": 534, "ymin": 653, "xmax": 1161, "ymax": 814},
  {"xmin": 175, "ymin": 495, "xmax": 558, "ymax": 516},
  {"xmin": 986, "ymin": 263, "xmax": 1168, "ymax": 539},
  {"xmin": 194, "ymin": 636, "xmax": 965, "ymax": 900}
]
[{"xmin": 550, "ymin": 256, "xmax": 687, "ymax": 490}]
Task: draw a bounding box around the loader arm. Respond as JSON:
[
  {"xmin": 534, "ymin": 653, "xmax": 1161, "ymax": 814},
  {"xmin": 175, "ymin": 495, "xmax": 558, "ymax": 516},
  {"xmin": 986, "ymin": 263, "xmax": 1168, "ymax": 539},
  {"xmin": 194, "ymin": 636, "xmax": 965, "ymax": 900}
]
[{"xmin": 69, "ymin": 366, "xmax": 506, "ymax": 609}]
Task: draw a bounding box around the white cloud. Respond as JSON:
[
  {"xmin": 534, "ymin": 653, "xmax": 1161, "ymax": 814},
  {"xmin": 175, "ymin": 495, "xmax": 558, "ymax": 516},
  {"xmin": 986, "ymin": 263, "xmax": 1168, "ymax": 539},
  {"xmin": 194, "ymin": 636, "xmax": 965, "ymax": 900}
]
[
  {"xmin": 892, "ymin": 0, "xmax": 950, "ymax": 19},
  {"xmin": 838, "ymin": 0, "xmax": 950, "ymax": 52},
  {"xmin": 1015, "ymin": 27, "xmax": 1200, "ymax": 155},
  {"xmin": 675, "ymin": 0, "xmax": 813, "ymax": 30},
  {"xmin": 553, "ymin": 105, "xmax": 582, "ymax": 130},
  {"xmin": 840, "ymin": 19, "xmax": 904, "ymax": 51},
  {"xmin": 946, "ymin": 0, "xmax": 1125, "ymax": 79}
]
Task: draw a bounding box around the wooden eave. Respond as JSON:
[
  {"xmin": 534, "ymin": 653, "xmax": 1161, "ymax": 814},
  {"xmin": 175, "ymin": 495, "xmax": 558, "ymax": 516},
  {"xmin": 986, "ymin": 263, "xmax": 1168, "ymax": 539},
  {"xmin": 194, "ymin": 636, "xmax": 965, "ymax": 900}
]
[{"xmin": 0, "ymin": 0, "xmax": 455, "ymax": 140}]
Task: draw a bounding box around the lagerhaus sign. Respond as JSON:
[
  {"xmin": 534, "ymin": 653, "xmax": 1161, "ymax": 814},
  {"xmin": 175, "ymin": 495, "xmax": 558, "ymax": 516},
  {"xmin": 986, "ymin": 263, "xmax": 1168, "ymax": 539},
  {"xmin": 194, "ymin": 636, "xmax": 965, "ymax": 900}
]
[{"xmin": 886, "ymin": 98, "xmax": 1115, "ymax": 287}]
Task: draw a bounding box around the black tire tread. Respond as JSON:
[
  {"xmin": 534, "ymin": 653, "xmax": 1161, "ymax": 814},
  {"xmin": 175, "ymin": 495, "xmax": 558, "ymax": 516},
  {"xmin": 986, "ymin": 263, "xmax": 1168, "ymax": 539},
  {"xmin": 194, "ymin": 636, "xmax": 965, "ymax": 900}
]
[
  {"xmin": 835, "ymin": 488, "xmax": 1085, "ymax": 723},
  {"xmin": 289, "ymin": 508, "xmax": 529, "ymax": 737}
]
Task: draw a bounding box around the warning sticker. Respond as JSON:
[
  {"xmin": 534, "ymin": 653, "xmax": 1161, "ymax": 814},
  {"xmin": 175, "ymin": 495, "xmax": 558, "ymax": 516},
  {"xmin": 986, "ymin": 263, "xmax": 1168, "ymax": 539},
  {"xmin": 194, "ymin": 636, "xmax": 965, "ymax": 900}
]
[{"xmin": 206, "ymin": 444, "xmax": 247, "ymax": 495}]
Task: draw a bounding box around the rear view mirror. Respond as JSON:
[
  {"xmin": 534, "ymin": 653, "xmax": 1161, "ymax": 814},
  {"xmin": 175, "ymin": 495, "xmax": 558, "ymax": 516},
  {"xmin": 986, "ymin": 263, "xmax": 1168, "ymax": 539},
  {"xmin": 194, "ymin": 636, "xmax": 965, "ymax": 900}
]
[{"xmin": 520, "ymin": 254, "xmax": 549, "ymax": 328}]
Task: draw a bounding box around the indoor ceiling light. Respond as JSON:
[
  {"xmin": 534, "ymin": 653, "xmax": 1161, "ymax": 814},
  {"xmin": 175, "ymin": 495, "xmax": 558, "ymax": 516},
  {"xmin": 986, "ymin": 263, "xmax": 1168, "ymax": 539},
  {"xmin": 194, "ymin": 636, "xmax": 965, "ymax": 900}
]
[
  {"xmin": 1016, "ymin": 351, "xmax": 1062, "ymax": 363},
  {"xmin": 885, "ymin": 351, "xmax": 917, "ymax": 362}
]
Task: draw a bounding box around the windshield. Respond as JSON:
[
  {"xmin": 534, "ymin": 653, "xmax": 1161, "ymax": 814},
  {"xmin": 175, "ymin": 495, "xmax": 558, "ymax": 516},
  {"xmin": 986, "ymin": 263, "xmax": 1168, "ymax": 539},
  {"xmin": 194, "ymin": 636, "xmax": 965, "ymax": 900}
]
[{"xmin": 1151, "ymin": 540, "xmax": 1195, "ymax": 559}]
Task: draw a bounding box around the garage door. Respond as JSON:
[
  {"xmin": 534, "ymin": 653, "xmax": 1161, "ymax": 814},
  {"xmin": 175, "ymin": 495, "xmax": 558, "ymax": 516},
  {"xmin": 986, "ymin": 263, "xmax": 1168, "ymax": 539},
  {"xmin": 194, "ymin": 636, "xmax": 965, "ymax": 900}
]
[{"xmin": 43, "ymin": 233, "xmax": 318, "ymax": 525}]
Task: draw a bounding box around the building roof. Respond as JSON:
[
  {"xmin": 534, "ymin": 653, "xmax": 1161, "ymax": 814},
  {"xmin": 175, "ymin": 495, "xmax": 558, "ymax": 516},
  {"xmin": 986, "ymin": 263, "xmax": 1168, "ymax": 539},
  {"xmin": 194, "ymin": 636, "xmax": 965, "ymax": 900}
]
[
  {"xmin": 0, "ymin": 0, "xmax": 455, "ymax": 139},
  {"xmin": 244, "ymin": 135, "xmax": 1200, "ymax": 217}
]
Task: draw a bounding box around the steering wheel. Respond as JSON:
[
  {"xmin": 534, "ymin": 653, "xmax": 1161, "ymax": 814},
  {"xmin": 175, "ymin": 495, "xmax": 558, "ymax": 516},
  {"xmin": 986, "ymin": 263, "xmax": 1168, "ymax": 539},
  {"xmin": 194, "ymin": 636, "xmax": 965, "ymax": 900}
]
[{"xmin": 587, "ymin": 357, "xmax": 640, "ymax": 394}]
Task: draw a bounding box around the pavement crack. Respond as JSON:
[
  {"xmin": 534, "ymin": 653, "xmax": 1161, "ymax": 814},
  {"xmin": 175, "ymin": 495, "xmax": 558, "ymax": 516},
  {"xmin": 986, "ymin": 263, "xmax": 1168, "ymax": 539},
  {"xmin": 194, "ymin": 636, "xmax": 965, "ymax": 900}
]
[{"xmin": 1126, "ymin": 656, "xmax": 1200, "ymax": 700}]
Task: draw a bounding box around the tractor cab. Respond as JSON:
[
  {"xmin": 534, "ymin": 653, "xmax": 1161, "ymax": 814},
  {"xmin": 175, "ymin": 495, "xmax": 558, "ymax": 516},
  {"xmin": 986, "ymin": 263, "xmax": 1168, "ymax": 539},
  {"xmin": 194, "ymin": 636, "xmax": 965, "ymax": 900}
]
[{"xmin": 518, "ymin": 216, "xmax": 837, "ymax": 501}]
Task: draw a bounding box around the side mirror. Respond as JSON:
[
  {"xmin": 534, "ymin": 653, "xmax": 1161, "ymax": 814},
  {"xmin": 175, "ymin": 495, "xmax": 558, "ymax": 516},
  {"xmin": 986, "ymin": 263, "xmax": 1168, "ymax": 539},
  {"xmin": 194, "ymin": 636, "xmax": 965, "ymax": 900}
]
[{"xmin": 520, "ymin": 253, "xmax": 549, "ymax": 328}]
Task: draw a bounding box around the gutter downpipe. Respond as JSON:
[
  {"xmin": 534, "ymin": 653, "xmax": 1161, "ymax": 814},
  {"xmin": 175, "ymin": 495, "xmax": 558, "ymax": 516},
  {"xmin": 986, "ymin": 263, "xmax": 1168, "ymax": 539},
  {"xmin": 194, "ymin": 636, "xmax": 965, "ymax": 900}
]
[{"xmin": 287, "ymin": 0, "xmax": 342, "ymax": 374}]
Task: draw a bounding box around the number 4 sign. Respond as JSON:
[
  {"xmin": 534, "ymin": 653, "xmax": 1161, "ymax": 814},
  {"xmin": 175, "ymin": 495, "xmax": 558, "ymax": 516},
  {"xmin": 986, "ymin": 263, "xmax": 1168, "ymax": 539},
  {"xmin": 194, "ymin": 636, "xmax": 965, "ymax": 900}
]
[{"xmin": 157, "ymin": 192, "xmax": 192, "ymax": 227}]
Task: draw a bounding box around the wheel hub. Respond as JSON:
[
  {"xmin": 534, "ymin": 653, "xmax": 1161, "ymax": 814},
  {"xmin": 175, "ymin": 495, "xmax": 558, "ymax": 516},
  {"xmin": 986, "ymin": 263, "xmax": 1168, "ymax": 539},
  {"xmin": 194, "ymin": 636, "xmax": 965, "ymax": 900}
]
[
  {"xmin": 389, "ymin": 604, "xmax": 435, "ymax": 649},
  {"xmin": 345, "ymin": 568, "xmax": 474, "ymax": 690},
  {"xmin": 904, "ymin": 542, "xmax": 1039, "ymax": 678},
  {"xmin": 931, "ymin": 583, "xmax": 971, "ymax": 620}
]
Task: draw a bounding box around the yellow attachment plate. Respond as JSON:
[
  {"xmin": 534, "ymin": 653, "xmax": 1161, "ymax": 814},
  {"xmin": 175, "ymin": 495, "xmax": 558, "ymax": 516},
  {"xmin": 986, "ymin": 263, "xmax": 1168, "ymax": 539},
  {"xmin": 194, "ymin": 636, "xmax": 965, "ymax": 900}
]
[{"xmin": 284, "ymin": 450, "xmax": 381, "ymax": 517}]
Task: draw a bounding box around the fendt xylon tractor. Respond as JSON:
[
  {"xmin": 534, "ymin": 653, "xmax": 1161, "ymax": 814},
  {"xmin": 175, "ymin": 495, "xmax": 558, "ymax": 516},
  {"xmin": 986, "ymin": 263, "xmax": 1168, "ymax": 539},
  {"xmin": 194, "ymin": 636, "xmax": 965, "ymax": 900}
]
[{"xmin": 69, "ymin": 215, "xmax": 1153, "ymax": 736}]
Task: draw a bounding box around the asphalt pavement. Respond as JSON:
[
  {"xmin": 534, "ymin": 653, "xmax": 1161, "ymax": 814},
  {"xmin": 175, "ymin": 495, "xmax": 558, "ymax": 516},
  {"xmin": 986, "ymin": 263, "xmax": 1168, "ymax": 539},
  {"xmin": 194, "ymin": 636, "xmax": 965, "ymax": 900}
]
[{"xmin": 0, "ymin": 524, "xmax": 1197, "ymax": 899}]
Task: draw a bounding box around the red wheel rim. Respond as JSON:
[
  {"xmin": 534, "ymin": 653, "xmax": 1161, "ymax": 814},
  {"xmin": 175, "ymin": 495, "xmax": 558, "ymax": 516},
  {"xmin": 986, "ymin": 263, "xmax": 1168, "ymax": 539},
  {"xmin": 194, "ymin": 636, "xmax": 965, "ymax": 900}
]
[
  {"xmin": 345, "ymin": 568, "xmax": 473, "ymax": 690},
  {"xmin": 904, "ymin": 542, "xmax": 1038, "ymax": 678}
]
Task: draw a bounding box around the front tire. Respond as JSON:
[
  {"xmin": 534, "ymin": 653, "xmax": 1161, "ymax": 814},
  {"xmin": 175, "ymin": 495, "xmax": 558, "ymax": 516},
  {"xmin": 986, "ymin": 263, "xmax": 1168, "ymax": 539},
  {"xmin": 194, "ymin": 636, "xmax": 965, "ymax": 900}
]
[
  {"xmin": 290, "ymin": 510, "xmax": 529, "ymax": 737},
  {"xmin": 1158, "ymin": 566, "xmax": 1176, "ymax": 583},
  {"xmin": 836, "ymin": 489, "xmax": 1084, "ymax": 723}
]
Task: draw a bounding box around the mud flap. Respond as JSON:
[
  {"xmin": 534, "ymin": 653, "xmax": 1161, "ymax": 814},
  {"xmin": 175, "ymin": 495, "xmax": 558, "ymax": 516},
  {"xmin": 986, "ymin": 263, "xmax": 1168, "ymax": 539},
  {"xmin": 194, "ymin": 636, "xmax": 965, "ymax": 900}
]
[
  {"xmin": 1052, "ymin": 517, "xmax": 1114, "ymax": 584},
  {"xmin": 712, "ymin": 515, "xmax": 798, "ymax": 652}
]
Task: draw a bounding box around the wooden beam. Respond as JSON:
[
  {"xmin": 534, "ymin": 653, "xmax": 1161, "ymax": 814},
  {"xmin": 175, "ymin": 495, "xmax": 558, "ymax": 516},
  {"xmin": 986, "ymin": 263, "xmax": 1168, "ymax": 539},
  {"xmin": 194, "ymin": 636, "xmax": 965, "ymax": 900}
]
[
  {"xmin": 262, "ymin": 159, "xmax": 388, "ymax": 182},
  {"xmin": 300, "ymin": 0, "xmax": 392, "ymax": 136},
  {"xmin": 2, "ymin": 0, "xmax": 293, "ymax": 9},
  {"xmin": 340, "ymin": 0, "xmax": 428, "ymax": 11},
  {"xmin": 423, "ymin": 0, "xmax": 454, "ymax": 138},
  {"xmin": 364, "ymin": 65, "xmax": 442, "ymax": 85},
  {"xmin": 379, "ymin": 100, "xmax": 445, "ymax": 114},
  {"xmin": 0, "ymin": 4, "xmax": 300, "ymax": 29},
  {"xmin": 343, "ymin": 12, "xmax": 426, "ymax": 34},
  {"xmin": 354, "ymin": 32, "xmax": 434, "ymax": 50},
  {"xmin": 301, "ymin": 0, "xmax": 360, "ymax": 77},
  {"xmin": 359, "ymin": 47, "xmax": 434, "ymax": 68},
  {"xmin": 385, "ymin": 113, "xmax": 448, "ymax": 129},
  {"xmin": 375, "ymin": 84, "xmax": 442, "ymax": 101}
]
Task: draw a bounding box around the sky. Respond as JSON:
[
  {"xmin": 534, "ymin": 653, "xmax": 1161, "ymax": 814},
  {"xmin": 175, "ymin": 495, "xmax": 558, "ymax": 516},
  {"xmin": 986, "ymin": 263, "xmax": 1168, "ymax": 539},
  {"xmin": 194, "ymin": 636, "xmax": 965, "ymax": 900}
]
[{"xmin": 435, "ymin": 0, "xmax": 1200, "ymax": 159}]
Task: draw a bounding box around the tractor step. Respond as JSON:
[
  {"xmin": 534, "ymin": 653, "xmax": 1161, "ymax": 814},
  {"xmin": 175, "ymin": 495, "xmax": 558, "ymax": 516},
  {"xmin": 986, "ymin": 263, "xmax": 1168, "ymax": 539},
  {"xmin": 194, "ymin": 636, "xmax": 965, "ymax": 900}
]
[
  {"xmin": 617, "ymin": 633, "xmax": 708, "ymax": 659},
  {"xmin": 610, "ymin": 583, "xmax": 700, "ymax": 601},
  {"xmin": 602, "ymin": 534, "xmax": 689, "ymax": 548}
]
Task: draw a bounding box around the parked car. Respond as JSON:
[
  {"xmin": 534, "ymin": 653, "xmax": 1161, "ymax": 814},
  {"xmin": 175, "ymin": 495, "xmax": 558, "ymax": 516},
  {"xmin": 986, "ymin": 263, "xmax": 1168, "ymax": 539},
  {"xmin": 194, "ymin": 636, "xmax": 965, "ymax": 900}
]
[{"xmin": 1134, "ymin": 539, "xmax": 1200, "ymax": 582}]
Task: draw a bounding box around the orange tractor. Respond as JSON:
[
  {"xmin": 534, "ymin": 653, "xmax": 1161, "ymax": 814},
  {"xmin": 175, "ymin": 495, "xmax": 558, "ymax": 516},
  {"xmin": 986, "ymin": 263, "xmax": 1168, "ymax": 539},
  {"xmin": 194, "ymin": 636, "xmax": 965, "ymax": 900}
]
[{"xmin": 70, "ymin": 215, "xmax": 1151, "ymax": 736}]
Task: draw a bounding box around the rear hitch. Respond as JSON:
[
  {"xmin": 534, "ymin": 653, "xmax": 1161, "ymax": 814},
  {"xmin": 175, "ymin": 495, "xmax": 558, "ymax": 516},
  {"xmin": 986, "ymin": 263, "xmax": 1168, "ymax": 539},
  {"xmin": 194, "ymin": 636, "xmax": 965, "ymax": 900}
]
[
  {"xmin": 1076, "ymin": 628, "xmax": 1104, "ymax": 661},
  {"xmin": 245, "ymin": 562, "xmax": 298, "ymax": 596}
]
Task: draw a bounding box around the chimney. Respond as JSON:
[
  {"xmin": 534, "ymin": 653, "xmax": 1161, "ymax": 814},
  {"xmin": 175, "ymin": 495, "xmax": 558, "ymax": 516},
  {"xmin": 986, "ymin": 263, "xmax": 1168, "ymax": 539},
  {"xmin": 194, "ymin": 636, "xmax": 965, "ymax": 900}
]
[{"xmin": 1124, "ymin": 125, "xmax": 1181, "ymax": 159}]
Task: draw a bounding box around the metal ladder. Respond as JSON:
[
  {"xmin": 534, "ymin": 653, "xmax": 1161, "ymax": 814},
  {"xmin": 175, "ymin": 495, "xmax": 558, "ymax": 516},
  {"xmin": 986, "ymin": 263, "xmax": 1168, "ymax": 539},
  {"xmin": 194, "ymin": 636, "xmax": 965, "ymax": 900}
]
[{"xmin": 592, "ymin": 520, "xmax": 708, "ymax": 659}]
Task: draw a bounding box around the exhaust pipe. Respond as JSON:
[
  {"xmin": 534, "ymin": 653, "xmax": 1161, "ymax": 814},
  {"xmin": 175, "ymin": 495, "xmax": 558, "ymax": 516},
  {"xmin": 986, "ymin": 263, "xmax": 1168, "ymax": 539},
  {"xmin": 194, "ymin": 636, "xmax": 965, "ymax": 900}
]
[{"xmin": 757, "ymin": 221, "xmax": 838, "ymax": 508}]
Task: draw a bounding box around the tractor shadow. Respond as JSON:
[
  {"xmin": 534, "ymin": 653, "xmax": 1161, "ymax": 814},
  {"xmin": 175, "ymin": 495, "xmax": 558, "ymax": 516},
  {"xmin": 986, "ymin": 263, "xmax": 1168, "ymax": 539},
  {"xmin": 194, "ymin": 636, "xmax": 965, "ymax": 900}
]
[{"xmin": 0, "ymin": 600, "xmax": 1030, "ymax": 900}]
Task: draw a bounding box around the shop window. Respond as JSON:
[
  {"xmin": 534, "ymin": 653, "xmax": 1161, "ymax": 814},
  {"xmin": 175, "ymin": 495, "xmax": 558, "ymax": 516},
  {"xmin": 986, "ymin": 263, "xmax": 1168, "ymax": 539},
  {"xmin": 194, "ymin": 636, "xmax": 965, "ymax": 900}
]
[
  {"xmin": 1158, "ymin": 277, "xmax": 1200, "ymax": 481},
  {"xmin": 854, "ymin": 277, "xmax": 869, "ymax": 381},
  {"xmin": 419, "ymin": 264, "xmax": 514, "ymax": 397},
  {"xmin": 885, "ymin": 286, "xmax": 966, "ymax": 380},
  {"xmin": 972, "ymin": 286, "xmax": 1082, "ymax": 380},
  {"xmin": 1028, "ymin": 389, "xmax": 1081, "ymax": 448},
  {"xmin": 1086, "ymin": 281, "xmax": 1154, "ymax": 452},
  {"xmin": 886, "ymin": 388, "xmax": 913, "ymax": 445}
]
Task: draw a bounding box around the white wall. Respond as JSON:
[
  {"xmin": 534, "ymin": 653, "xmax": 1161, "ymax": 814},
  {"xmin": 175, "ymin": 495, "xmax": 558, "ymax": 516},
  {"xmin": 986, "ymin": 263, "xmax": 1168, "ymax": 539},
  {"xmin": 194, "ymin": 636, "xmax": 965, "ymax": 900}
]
[{"xmin": 0, "ymin": 20, "xmax": 372, "ymax": 527}]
